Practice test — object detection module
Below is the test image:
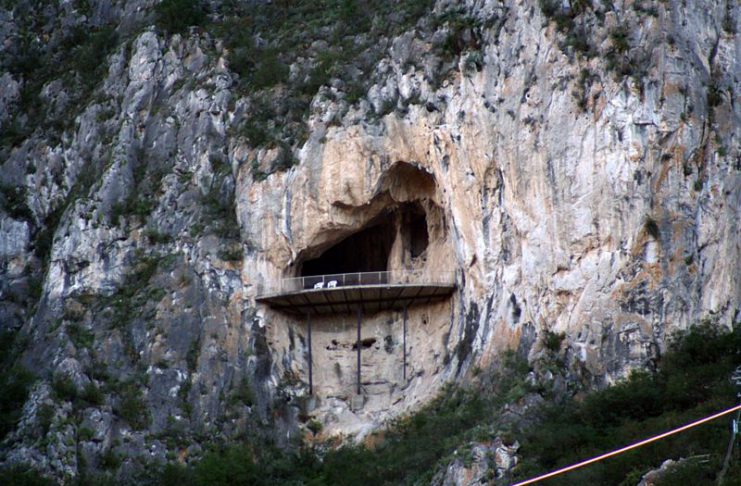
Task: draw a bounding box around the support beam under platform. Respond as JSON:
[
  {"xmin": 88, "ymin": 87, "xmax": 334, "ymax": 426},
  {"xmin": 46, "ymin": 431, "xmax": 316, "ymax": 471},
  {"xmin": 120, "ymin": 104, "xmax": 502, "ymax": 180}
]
[{"xmin": 257, "ymin": 283, "xmax": 456, "ymax": 316}]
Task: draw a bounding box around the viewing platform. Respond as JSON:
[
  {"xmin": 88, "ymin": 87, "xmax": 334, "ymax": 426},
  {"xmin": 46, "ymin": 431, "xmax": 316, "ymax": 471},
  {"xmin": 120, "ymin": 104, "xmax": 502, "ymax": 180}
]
[{"xmin": 256, "ymin": 270, "xmax": 456, "ymax": 316}]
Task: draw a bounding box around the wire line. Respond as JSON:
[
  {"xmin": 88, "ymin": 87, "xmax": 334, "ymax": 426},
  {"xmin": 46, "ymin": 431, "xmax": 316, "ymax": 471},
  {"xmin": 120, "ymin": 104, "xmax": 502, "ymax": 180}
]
[{"xmin": 511, "ymin": 403, "xmax": 741, "ymax": 486}]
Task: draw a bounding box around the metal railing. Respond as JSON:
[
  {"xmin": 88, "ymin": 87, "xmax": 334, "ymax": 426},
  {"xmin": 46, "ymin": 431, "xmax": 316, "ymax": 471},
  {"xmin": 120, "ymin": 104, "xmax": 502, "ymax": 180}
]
[{"xmin": 266, "ymin": 270, "xmax": 456, "ymax": 294}]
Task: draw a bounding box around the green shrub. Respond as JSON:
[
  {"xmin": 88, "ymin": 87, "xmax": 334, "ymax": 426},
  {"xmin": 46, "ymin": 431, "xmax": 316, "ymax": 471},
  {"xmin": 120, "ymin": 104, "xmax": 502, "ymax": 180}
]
[
  {"xmin": 78, "ymin": 426, "xmax": 95, "ymax": 441},
  {"xmin": 240, "ymin": 120, "xmax": 271, "ymax": 147},
  {"xmin": 218, "ymin": 245, "xmax": 242, "ymax": 262},
  {"xmin": 144, "ymin": 228, "xmax": 174, "ymax": 245},
  {"xmin": 707, "ymin": 84, "xmax": 723, "ymax": 107},
  {"xmin": 538, "ymin": 0, "xmax": 559, "ymax": 17},
  {"xmin": 72, "ymin": 27, "xmax": 118, "ymax": 88},
  {"xmin": 611, "ymin": 26, "xmax": 630, "ymax": 53},
  {"xmin": 159, "ymin": 463, "xmax": 194, "ymax": 486},
  {"xmin": 0, "ymin": 465, "xmax": 54, "ymax": 485},
  {"xmin": 250, "ymin": 48, "xmax": 290, "ymax": 89},
  {"xmin": 542, "ymin": 330, "xmax": 565, "ymax": 352},
  {"xmin": 512, "ymin": 324, "xmax": 740, "ymax": 485},
  {"xmin": 229, "ymin": 378, "xmax": 254, "ymax": 407},
  {"xmin": 36, "ymin": 403, "xmax": 54, "ymax": 435},
  {"xmin": 81, "ymin": 382, "xmax": 104, "ymax": 406},
  {"xmin": 186, "ymin": 340, "xmax": 200, "ymax": 373},
  {"xmin": 117, "ymin": 386, "xmax": 149, "ymax": 430},
  {"xmin": 250, "ymin": 158, "xmax": 268, "ymax": 182},
  {"xmin": 23, "ymin": 277, "xmax": 42, "ymax": 304},
  {"xmin": 51, "ymin": 375, "xmax": 77, "ymax": 402},
  {"xmin": 193, "ymin": 446, "xmax": 264, "ymax": 486},
  {"xmin": 0, "ymin": 364, "xmax": 35, "ymax": 439},
  {"xmin": 155, "ymin": 0, "xmax": 208, "ymax": 34},
  {"xmin": 99, "ymin": 448, "xmax": 121, "ymax": 470},
  {"xmin": 67, "ymin": 323, "xmax": 95, "ymax": 349},
  {"xmin": 201, "ymin": 189, "xmax": 240, "ymax": 239},
  {"xmin": 307, "ymin": 419, "xmax": 323, "ymax": 436},
  {"xmin": 463, "ymin": 52, "xmax": 483, "ymax": 74},
  {"xmin": 438, "ymin": 15, "xmax": 480, "ymax": 58},
  {"xmin": 0, "ymin": 184, "xmax": 33, "ymax": 221},
  {"xmin": 128, "ymin": 197, "xmax": 156, "ymax": 218}
]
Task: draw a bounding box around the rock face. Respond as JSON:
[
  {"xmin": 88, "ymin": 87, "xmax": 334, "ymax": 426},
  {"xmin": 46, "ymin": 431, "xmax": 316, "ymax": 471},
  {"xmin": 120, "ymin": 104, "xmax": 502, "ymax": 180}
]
[
  {"xmin": 0, "ymin": 0, "xmax": 738, "ymax": 481},
  {"xmin": 430, "ymin": 437, "xmax": 519, "ymax": 486}
]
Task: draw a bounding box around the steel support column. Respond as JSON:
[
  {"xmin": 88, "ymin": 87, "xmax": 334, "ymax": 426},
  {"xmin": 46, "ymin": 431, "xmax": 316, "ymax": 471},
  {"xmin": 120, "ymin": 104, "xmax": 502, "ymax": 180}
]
[
  {"xmin": 403, "ymin": 304, "xmax": 408, "ymax": 382},
  {"xmin": 307, "ymin": 313, "xmax": 313, "ymax": 395},
  {"xmin": 356, "ymin": 307, "xmax": 362, "ymax": 395}
]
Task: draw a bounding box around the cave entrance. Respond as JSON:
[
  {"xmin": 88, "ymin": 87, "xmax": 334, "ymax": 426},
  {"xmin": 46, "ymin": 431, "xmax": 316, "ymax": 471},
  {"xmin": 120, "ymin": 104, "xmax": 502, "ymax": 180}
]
[
  {"xmin": 400, "ymin": 202, "xmax": 428, "ymax": 260},
  {"xmin": 299, "ymin": 201, "xmax": 431, "ymax": 279},
  {"xmin": 300, "ymin": 216, "xmax": 396, "ymax": 277}
]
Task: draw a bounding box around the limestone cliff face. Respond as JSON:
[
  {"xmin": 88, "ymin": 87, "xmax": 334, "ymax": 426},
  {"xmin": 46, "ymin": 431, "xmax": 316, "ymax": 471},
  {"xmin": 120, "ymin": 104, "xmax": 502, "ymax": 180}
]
[
  {"xmin": 243, "ymin": 0, "xmax": 739, "ymax": 437},
  {"xmin": 0, "ymin": 0, "xmax": 738, "ymax": 481}
]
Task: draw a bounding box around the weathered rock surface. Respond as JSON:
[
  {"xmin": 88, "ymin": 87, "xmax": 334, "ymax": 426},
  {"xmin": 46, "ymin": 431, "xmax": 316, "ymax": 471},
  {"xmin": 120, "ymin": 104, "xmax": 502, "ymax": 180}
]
[
  {"xmin": 430, "ymin": 437, "xmax": 519, "ymax": 486},
  {"xmin": 0, "ymin": 0, "xmax": 738, "ymax": 482}
]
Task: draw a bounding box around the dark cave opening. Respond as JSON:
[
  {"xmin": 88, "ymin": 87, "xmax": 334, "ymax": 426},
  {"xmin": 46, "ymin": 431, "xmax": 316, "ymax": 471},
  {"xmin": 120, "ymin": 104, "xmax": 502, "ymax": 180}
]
[
  {"xmin": 298, "ymin": 200, "xmax": 431, "ymax": 280},
  {"xmin": 300, "ymin": 216, "xmax": 396, "ymax": 276},
  {"xmin": 401, "ymin": 202, "xmax": 429, "ymax": 259},
  {"xmin": 352, "ymin": 338, "xmax": 377, "ymax": 350}
]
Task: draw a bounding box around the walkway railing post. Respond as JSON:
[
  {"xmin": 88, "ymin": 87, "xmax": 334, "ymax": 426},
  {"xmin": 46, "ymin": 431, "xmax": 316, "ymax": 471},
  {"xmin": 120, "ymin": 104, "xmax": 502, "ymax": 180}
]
[
  {"xmin": 307, "ymin": 313, "xmax": 313, "ymax": 395},
  {"xmin": 356, "ymin": 307, "xmax": 362, "ymax": 395}
]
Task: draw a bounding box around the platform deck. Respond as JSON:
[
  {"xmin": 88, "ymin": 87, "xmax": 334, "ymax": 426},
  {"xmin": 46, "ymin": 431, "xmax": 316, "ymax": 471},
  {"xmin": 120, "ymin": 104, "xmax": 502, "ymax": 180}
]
[{"xmin": 256, "ymin": 283, "xmax": 455, "ymax": 316}]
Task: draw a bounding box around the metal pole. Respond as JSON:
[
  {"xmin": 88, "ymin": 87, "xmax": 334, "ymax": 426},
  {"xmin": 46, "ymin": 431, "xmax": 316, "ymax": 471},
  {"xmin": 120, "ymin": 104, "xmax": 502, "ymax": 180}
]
[
  {"xmin": 403, "ymin": 305, "xmax": 408, "ymax": 382},
  {"xmin": 356, "ymin": 307, "xmax": 362, "ymax": 395},
  {"xmin": 307, "ymin": 313, "xmax": 313, "ymax": 395}
]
